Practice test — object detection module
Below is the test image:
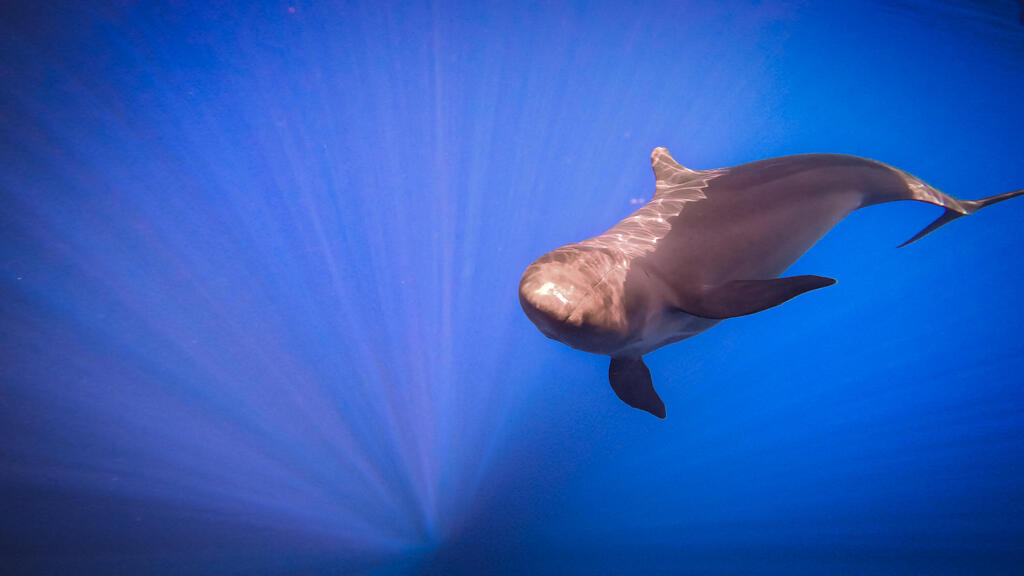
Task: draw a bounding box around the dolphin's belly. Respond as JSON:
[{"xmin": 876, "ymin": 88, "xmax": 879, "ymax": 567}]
[{"xmin": 620, "ymin": 308, "xmax": 720, "ymax": 357}]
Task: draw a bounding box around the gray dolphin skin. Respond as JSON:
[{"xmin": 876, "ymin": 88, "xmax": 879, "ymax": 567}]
[{"xmin": 519, "ymin": 147, "xmax": 1023, "ymax": 418}]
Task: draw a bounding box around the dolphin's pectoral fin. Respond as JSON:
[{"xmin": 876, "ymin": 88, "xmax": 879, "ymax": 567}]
[
  {"xmin": 679, "ymin": 275, "xmax": 837, "ymax": 320},
  {"xmin": 609, "ymin": 356, "xmax": 666, "ymax": 419}
]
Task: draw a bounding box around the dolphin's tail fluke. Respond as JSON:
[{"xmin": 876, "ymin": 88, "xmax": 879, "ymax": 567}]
[{"xmin": 899, "ymin": 188, "xmax": 1024, "ymax": 247}]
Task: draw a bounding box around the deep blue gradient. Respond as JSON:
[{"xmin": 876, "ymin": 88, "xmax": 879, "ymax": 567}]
[{"xmin": 2, "ymin": 1, "xmax": 1023, "ymax": 574}]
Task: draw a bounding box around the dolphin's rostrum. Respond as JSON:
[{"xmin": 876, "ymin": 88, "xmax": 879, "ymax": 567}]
[{"xmin": 519, "ymin": 148, "xmax": 1023, "ymax": 418}]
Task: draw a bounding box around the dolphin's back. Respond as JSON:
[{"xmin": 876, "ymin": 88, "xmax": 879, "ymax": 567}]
[{"xmin": 641, "ymin": 154, "xmax": 966, "ymax": 288}]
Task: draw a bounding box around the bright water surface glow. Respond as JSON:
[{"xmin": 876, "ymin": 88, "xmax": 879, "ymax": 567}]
[{"xmin": 2, "ymin": 1, "xmax": 1023, "ymax": 574}]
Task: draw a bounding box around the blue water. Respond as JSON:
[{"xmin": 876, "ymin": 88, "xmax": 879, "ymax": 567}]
[{"xmin": 2, "ymin": 1, "xmax": 1023, "ymax": 574}]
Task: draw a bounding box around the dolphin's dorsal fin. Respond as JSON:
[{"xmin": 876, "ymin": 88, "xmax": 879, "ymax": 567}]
[
  {"xmin": 678, "ymin": 275, "xmax": 837, "ymax": 320},
  {"xmin": 651, "ymin": 147, "xmax": 694, "ymax": 182},
  {"xmin": 609, "ymin": 356, "xmax": 665, "ymax": 418}
]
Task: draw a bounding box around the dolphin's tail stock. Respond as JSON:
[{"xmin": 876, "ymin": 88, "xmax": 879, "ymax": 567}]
[{"xmin": 899, "ymin": 187, "xmax": 1024, "ymax": 248}]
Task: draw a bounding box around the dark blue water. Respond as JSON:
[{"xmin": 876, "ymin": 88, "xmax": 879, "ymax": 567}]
[{"xmin": 2, "ymin": 1, "xmax": 1023, "ymax": 574}]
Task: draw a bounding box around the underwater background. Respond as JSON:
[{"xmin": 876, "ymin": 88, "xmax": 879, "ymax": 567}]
[{"xmin": 2, "ymin": 1, "xmax": 1023, "ymax": 574}]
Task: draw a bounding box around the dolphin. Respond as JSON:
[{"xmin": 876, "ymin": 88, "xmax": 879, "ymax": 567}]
[{"xmin": 519, "ymin": 147, "xmax": 1023, "ymax": 418}]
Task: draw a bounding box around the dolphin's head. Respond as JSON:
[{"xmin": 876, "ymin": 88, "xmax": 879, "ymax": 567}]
[{"xmin": 519, "ymin": 244, "xmax": 631, "ymax": 354}]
